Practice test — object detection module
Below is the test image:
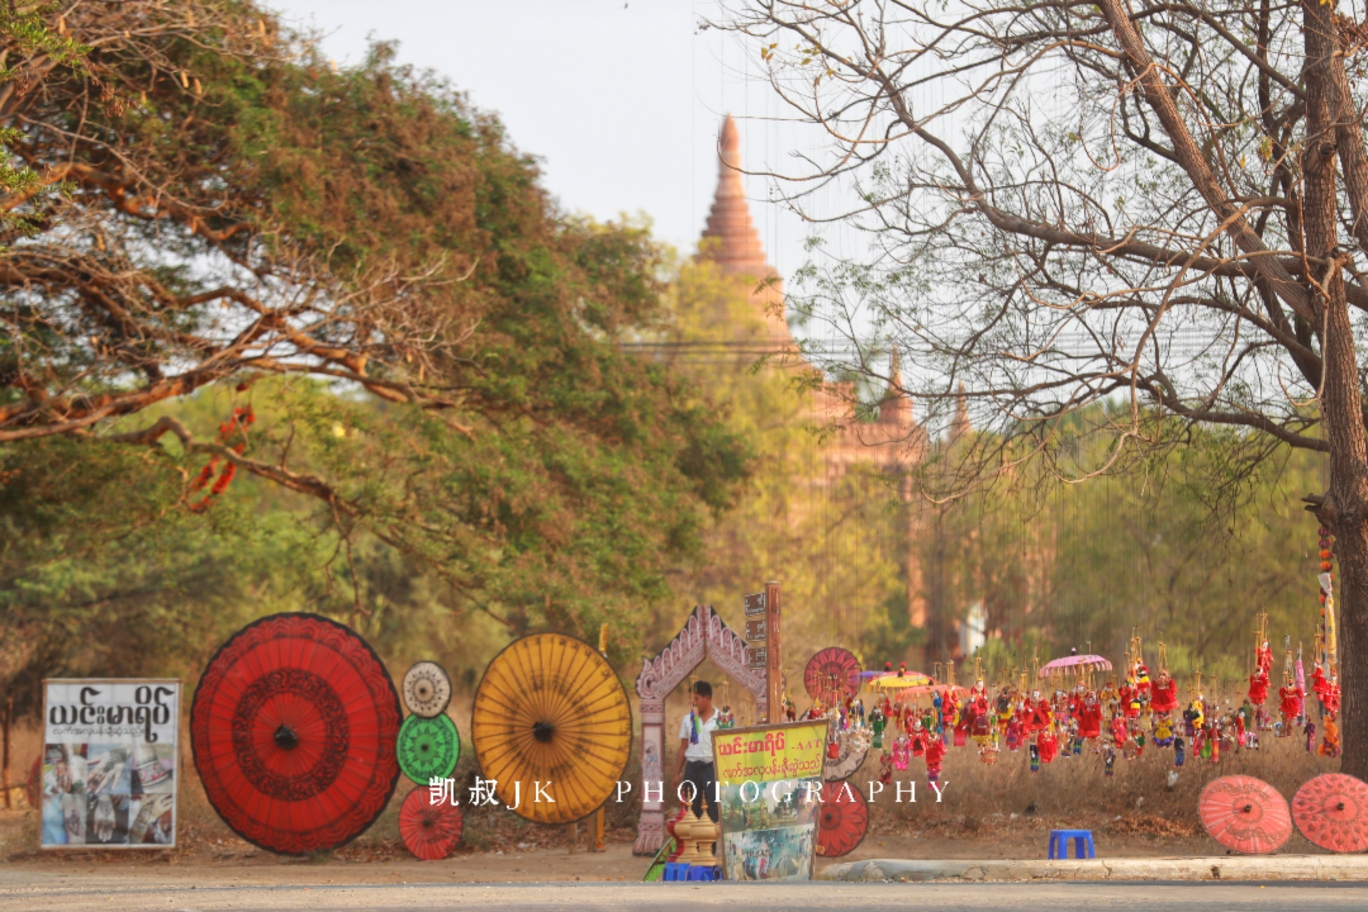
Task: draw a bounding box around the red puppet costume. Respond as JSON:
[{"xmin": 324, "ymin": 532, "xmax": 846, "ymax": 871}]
[
  {"xmin": 1111, "ymin": 714, "xmax": 1128, "ymax": 749},
  {"xmin": 1324, "ymin": 676, "xmax": 1342, "ymax": 717},
  {"xmin": 1150, "ymin": 673, "xmax": 1179, "ymax": 714},
  {"xmin": 1038, "ymin": 728, "xmax": 1059, "ymax": 763},
  {"xmin": 1027, "ymin": 691, "xmax": 1052, "ymax": 733},
  {"xmin": 1077, "ymin": 695, "xmax": 1103, "ymax": 739},
  {"xmin": 1256, "ymin": 641, "xmax": 1273, "ymax": 675},
  {"xmin": 925, "ymin": 731, "xmax": 947, "ymax": 782},
  {"xmin": 1278, "ymin": 684, "xmax": 1302, "ymax": 722},
  {"xmin": 1248, "ymin": 667, "xmax": 1269, "ymax": 706}
]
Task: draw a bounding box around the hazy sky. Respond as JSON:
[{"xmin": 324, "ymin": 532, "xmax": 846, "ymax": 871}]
[{"xmin": 268, "ymin": 1, "xmax": 817, "ymax": 278}]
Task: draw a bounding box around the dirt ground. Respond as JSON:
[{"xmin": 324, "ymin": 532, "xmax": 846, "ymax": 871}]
[{"xmin": 0, "ymin": 800, "xmax": 1335, "ymax": 885}]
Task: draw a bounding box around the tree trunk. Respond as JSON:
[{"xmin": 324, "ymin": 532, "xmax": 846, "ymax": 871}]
[{"xmin": 1304, "ymin": 0, "xmax": 1368, "ymax": 778}]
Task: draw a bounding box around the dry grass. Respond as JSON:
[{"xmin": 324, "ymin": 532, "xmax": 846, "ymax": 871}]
[{"xmin": 865, "ymin": 685, "xmax": 1336, "ymax": 840}]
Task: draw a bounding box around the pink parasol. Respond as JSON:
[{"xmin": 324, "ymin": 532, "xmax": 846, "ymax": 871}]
[{"xmin": 1039, "ymin": 654, "xmax": 1112, "ymax": 677}]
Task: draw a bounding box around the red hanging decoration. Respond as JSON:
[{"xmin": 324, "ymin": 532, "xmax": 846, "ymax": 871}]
[{"xmin": 189, "ymin": 406, "xmax": 255, "ymax": 513}]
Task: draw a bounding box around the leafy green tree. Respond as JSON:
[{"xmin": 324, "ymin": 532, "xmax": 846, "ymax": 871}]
[{"xmin": 0, "ymin": 2, "xmax": 750, "ymax": 696}]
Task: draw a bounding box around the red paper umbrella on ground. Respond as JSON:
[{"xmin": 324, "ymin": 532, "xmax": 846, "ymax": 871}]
[
  {"xmin": 805, "ymin": 648, "xmax": 862, "ymax": 703},
  {"xmin": 191, "ymin": 613, "xmax": 402, "ymax": 855},
  {"xmin": 1292, "ymin": 773, "xmax": 1368, "ymax": 853},
  {"xmin": 816, "ymin": 781, "xmax": 869, "ymax": 857},
  {"xmin": 1199, "ymin": 775, "xmax": 1292, "ymax": 854},
  {"xmin": 399, "ymin": 786, "xmax": 464, "ymax": 860}
]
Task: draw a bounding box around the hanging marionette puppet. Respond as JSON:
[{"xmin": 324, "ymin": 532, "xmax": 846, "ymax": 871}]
[
  {"xmin": 891, "ymin": 732, "xmax": 911, "ymax": 771},
  {"xmin": 924, "ymin": 729, "xmax": 947, "ymax": 784},
  {"xmin": 1248, "ymin": 665, "xmax": 1270, "ymax": 709},
  {"xmin": 1278, "ymin": 650, "xmax": 1302, "ymax": 738},
  {"xmin": 939, "ymin": 687, "xmax": 959, "ymax": 739},
  {"xmin": 869, "ymin": 703, "xmax": 887, "ymax": 750},
  {"xmin": 1150, "ymin": 669, "xmax": 1179, "ymax": 715},
  {"xmin": 1109, "ymin": 707, "xmax": 1128, "ymax": 751},
  {"xmin": 1153, "ymin": 712, "xmax": 1175, "ymax": 748},
  {"xmin": 1076, "ymin": 689, "xmax": 1103, "ymax": 743},
  {"xmin": 1038, "ymin": 721, "xmax": 1060, "ymax": 765},
  {"xmin": 910, "ymin": 717, "xmax": 927, "ymax": 757}
]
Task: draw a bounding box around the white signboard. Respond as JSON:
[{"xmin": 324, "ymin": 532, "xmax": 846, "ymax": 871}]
[{"xmin": 41, "ymin": 679, "xmax": 179, "ymax": 848}]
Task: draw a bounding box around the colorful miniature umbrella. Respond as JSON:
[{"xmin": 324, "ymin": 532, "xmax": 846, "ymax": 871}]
[
  {"xmin": 816, "ymin": 782, "xmax": 869, "ymax": 857},
  {"xmin": 398, "ymin": 786, "xmax": 464, "ymax": 860},
  {"xmin": 472, "ymin": 633, "xmax": 632, "ymax": 824},
  {"xmin": 402, "ymin": 661, "xmax": 453, "ymax": 718},
  {"xmin": 805, "ymin": 648, "xmax": 862, "ymax": 702},
  {"xmin": 190, "ymin": 613, "xmax": 402, "ymax": 855},
  {"xmin": 1198, "ymin": 775, "xmax": 1292, "ymax": 854},
  {"xmin": 1039, "ymin": 654, "xmax": 1112, "ymax": 677},
  {"xmin": 822, "ymin": 738, "xmax": 869, "ymax": 782},
  {"xmin": 397, "ymin": 714, "xmax": 460, "ymax": 785},
  {"xmin": 1291, "ymin": 773, "xmax": 1368, "ymax": 853}
]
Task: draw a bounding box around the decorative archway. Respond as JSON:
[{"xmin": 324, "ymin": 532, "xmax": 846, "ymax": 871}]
[{"xmin": 632, "ymin": 604, "xmax": 766, "ymax": 855}]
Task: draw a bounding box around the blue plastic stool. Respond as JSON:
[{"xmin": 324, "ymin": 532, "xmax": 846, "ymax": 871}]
[
  {"xmin": 686, "ymin": 865, "xmax": 718, "ymax": 881},
  {"xmin": 662, "ymin": 862, "xmax": 691, "ymax": 881},
  {"xmin": 1048, "ymin": 829, "xmax": 1095, "ymax": 859}
]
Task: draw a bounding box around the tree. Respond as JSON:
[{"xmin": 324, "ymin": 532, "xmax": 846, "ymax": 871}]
[
  {"xmin": 722, "ymin": 0, "xmax": 1368, "ymax": 772},
  {"xmin": 1, "ymin": 2, "xmax": 750, "ymax": 660}
]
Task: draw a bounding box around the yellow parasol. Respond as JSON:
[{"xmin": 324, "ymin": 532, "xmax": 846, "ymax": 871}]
[{"xmin": 472, "ymin": 633, "xmax": 632, "ymax": 825}]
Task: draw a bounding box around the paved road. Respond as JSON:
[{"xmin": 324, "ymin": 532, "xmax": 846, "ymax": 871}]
[{"xmin": 4, "ymin": 879, "xmax": 1368, "ymax": 912}]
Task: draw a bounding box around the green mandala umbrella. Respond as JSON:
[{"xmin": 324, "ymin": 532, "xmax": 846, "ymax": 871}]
[{"xmin": 397, "ymin": 714, "xmax": 460, "ymax": 785}]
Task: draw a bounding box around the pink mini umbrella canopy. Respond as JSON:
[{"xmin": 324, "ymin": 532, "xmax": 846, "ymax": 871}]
[{"xmin": 1039, "ymin": 655, "xmax": 1112, "ymax": 677}]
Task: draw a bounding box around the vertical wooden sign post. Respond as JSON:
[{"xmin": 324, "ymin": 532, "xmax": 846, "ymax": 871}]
[
  {"xmin": 594, "ymin": 622, "xmax": 609, "ymax": 853},
  {"xmin": 765, "ymin": 581, "xmax": 782, "ymax": 724}
]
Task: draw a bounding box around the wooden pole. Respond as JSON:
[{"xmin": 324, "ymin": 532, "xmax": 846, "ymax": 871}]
[
  {"xmin": 2, "ymin": 697, "xmax": 11, "ymax": 810},
  {"xmin": 594, "ymin": 623, "xmax": 608, "ymax": 852},
  {"xmin": 765, "ymin": 581, "xmax": 782, "ymax": 725}
]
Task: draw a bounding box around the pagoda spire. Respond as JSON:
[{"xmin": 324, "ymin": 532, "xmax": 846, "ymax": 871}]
[
  {"xmin": 879, "ymin": 348, "xmax": 913, "ymax": 427},
  {"xmin": 699, "ymin": 115, "xmax": 786, "ymax": 338},
  {"xmin": 701, "ymin": 115, "xmax": 769, "ymax": 276}
]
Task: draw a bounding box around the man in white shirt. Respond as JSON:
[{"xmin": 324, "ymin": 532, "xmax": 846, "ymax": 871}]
[{"xmin": 673, "ymin": 680, "xmax": 719, "ymax": 822}]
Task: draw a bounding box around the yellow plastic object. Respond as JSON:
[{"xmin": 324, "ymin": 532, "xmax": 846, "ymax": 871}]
[{"xmin": 472, "ymin": 633, "xmax": 632, "ymax": 824}]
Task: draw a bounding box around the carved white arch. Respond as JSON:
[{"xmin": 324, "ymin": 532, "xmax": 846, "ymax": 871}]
[{"xmin": 632, "ymin": 604, "xmax": 766, "ymax": 855}]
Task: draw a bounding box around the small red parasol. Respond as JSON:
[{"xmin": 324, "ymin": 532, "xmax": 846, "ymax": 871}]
[
  {"xmin": 398, "ymin": 786, "xmax": 464, "ymax": 860},
  {"xmin": 1292, "ymin": 773, "xmax": 1368, "ymax": 853},
  {"xmin": 191, "ymin": 613, "xmax": 402, "ymax": 855},
  {"xmin": 805, "ymin": 648, "xmax": 862, "ymax": 703},
  {"xmin": 816, "ymin": 781, "xmax": 869, "ymax": 857},
  {"xmin": 1199, "ymin": 775, "xmax": 1292, "ymax": 854}
]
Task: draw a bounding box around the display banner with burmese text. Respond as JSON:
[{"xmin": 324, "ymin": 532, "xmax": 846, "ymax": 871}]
[
  {"xmin": 41, "ymin": 679, "xmax": 180, "ymax": 848},
  {"xmin": 711, "ymin": 719, "xmax": 827, "ymax": 881}
]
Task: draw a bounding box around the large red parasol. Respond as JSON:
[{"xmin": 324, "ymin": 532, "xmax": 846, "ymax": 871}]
[
  {"xmin": 816, "ymin": 781, "xmax": 869, "ymax": 857},
  {"xmin": 1199, "ymin": 775, "xmax": 1292, "ymax": 854},
  {"xmin": 805, "ymin": 648, "xmax": 862, "ymax": 703},
  {"xmin": 191, "ymin": 613, "xmax": 402, "ymax": 855},
  {"xmin": 398, "ymin": 786, "xmax": 464, "ymax": 860},
  {"xmin": 1292, "ymin": 773, "xmax": 1368, "ymax": 853}
]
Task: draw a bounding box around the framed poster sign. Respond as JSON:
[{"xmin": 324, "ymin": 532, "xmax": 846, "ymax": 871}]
[
  {"xmin": 712, "ymin": 719, "xmax": 827, "ymax": 881},
  {"xmin": 40, "ymin": 679, "xmax": 180, "ymax": 848}
]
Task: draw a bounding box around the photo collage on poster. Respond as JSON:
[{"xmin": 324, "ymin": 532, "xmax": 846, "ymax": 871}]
[
  {"xmin": 41, "ymin": 680, "xmax": 179, "ymax": 848},
  {"xmin": 713, "ymin": 720, "xmax": 827, "ymax": 882}
]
